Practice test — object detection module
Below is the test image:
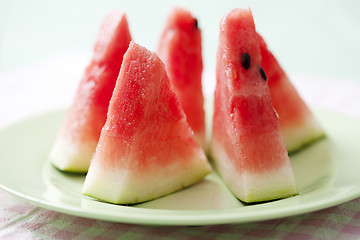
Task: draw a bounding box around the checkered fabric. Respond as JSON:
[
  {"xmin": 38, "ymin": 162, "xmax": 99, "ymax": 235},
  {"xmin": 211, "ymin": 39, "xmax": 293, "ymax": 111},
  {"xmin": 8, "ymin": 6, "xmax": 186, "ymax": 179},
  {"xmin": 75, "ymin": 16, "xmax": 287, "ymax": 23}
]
[
  {"xmin": 1, "ymin": 52, "xmax": 360, "ymax": 240},
  {"xmin": 1, "ymin": 190, "xmax": 360, "ymax": 240}
]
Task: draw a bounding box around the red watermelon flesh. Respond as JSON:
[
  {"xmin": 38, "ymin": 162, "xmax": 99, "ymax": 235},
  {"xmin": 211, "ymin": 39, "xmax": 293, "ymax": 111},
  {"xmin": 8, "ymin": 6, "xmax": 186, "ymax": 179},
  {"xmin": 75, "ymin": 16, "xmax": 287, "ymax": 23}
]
[
  {"xmin": 211, "ymin": 9, "xmax": 298, "ymax": 203},
  {"xmin": 157, "ymin": 8, "xmax": 206, "ymax": 149},
  {"xmin": 82, "ymin": 41, "xmax": 211, "ymax": 204},
  {"xmin": 49, "ymin": 11, "xmax": 132, "ymax": 173},
  {"xmin": 257, "ymin": 34, "xmax": 325, "ymax": 152}
]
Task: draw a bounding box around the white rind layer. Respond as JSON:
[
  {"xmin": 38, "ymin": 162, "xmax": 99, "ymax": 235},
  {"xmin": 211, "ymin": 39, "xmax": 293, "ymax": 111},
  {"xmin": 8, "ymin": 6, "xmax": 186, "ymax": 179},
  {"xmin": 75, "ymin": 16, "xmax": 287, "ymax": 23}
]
[
  {"xmin": 49, "ymin": 137, "xmax": 96, "ymax": 173},
  {"xmin": 82, "ymin": 150, "xmax": 212, "ymax": 204},
  {"xmin": 282, "ymin": 116, "xmax": 325, "ymax": 153},
  {"xmin": 211, "ymin": 139, "xmax": 298, "ymax": 203}
]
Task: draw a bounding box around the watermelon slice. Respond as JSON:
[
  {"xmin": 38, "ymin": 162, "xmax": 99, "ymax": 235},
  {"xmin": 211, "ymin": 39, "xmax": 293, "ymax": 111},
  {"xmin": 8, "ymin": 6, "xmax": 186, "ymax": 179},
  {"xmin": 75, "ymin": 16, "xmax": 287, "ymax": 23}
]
[
  {"xmin": 211, "ymin": 9, "xmax": 298, "ymax": 203},
  {"xmin": 82, "ymin": 41, "xmax": 211, "ymax": 204},
  {"xmin": 49, "ymin": 11, "xmax": 132, "ymax": 173},
  {"xmin": 157, "ymin": 8, "xmax": 206, "ymax": 149},
  {"xmin": 257, "ymin": 34, "xmax": 325, "ymax": 153}
]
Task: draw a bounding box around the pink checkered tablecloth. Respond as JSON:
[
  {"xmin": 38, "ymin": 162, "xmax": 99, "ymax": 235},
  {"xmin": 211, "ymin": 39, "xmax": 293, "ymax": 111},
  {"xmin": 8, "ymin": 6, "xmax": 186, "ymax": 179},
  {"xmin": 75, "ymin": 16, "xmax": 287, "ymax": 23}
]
[{"xmin": 1, "ymin": 52, "xmax": 360, "ymax": 239}]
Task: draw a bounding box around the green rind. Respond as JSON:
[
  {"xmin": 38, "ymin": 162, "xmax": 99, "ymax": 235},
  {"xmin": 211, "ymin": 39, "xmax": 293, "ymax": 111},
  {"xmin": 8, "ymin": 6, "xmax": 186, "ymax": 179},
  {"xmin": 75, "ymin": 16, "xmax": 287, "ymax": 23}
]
[
  {"xmin": 209, "ymin": 163, "xmax": 299, "ymax": 204},
  {"xmin": 287, "ymin": 132, "xmax": 327, "ymax": 154},
  {"xmin": 241, "ymin": 187, "xmax": 299, "ymax": 203},
  {"xmin": 51, "ymin": 163, "xmax": 88, "ymax": 174}
]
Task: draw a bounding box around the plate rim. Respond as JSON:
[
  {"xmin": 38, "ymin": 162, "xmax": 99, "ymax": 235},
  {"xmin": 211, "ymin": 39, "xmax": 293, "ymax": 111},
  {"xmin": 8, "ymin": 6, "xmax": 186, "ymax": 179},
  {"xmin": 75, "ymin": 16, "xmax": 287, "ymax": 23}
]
[
  {"xmin": 2, "ymin": 180, "xmax": 360, "ymax": 226},
  {"xmin": 1, "ymin": 108, "xmax": 360, "ymax": 226}
]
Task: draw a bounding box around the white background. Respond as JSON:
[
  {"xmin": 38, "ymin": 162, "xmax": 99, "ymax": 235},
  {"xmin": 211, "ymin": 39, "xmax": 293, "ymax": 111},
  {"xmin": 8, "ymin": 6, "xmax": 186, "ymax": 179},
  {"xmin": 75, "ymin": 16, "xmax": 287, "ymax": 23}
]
[{"xmin": 0, "ymin": 0, "xmax": 360, "ymax": 126}]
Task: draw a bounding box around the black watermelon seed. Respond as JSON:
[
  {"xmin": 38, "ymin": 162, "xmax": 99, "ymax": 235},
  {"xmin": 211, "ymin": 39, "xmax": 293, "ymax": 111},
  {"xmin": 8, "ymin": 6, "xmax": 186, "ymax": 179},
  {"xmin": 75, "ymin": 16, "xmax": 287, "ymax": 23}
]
[
  {"xmin": 259, "ymin": 66, "xmax": 267, "ymax": 81},
  {"xmin": 194, "ymin": 18, "xmax": 198, "ymax": 29},
  {"xmin": 241, "ymin": 53, "xmax": 251, "ymax": 70}
]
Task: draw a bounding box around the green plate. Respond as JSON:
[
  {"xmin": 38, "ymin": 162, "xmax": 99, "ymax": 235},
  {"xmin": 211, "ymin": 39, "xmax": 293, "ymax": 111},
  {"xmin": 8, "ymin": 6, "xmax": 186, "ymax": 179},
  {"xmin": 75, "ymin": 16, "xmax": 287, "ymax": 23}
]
[{"xmin": 0, "ymin": 109, "xmax": 360, "ymax": 226}]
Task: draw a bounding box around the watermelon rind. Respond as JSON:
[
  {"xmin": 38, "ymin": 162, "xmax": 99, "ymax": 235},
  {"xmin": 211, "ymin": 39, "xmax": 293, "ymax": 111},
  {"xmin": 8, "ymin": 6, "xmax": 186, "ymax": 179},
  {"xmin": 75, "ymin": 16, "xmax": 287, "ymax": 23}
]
[
  {"xmin": 82, "ymin": 151, "xmax": 210, "ymax": 204},
  {"xmin": 212, "ymin": 139, "xmax": 298, "ymax": 203},
  {"xmin": 49, "ymin": 138, "xmax": 96, "ymax": 173}
]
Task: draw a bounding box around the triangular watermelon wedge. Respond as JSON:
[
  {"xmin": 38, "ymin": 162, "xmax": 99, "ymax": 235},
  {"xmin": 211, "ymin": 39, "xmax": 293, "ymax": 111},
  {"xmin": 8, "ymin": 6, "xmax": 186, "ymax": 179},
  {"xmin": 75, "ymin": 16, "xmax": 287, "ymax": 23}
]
[
  {"xmin": 157, "ymin": 8, "xmax": 206, "ymax": 149},
  {"xmin": 211, "ymin": 9, "xmax": 298, "ymax": 203},
  {"xmin": 82, "ymin": 41, "xmax": 212, "ymax": 204},
  {"xmin": 257, "ymin": 34, "xmax": 325, "ymax": 153},
  {"xmin": 49, "ymin": 11, "xmax": 132, "ymax": 173}
]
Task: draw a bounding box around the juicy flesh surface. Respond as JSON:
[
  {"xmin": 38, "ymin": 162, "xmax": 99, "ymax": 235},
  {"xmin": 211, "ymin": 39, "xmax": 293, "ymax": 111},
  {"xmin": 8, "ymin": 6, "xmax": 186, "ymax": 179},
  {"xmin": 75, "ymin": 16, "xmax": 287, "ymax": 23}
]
[
  {"xmin": 96, "ymin": 42, "xmax": 203, "ymax": 171},
  {"xmin": 213, "ymin": 9, "xmax": 290, "ymax": 174},
  {"xmin": 157, "ymin": 8, "xmax": 205, "ymax": 145}
]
